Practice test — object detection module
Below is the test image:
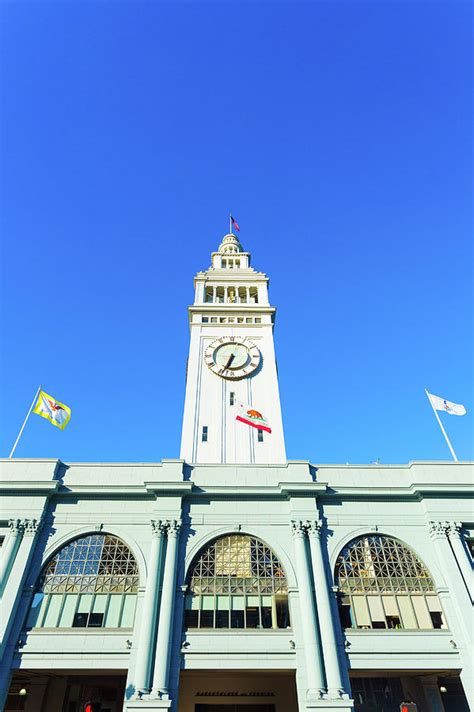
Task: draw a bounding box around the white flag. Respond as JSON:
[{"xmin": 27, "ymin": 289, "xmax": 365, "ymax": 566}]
[{"xmin": 426, "ymin": 391, "xmax": 466, "ymax": 416}]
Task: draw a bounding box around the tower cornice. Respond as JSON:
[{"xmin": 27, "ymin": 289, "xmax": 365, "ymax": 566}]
[{"xmin": 194, "ymin": 274, "xmax": 269, "ymax": 287}]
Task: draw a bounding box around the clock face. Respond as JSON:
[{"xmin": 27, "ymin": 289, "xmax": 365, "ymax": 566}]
[{"xmin": 204, "ymin": 336, "xmax": 260, "ymax": 380}]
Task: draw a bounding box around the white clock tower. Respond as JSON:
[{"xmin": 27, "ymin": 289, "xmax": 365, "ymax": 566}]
[{"xmin": 180, "ymin": 230, "xmax": 286, "ymax": 464}]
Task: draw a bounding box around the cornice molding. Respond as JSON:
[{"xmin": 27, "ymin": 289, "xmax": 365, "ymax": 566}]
[
  {"xmin": 188, "ymin": 305, "xmax": 276, "ymax": 314},
  {"xmin": 0, "ymin": 481, "xmax": 61, "ymax": 494}
]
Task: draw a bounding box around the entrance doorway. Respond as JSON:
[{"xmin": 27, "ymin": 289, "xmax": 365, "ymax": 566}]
[{"xmin": 179, "ymin": 670, "xmax": 297, "ymax": 712}]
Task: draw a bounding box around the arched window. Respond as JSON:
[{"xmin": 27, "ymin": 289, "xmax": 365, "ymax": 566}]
[
  {"xmin": 335, "ymin": 535, "xmax": 446, "ymax": 631},
  {"xmin": 26, "ymin": 534, "xmax": 139, "ymax": 630},
  {"xmin": 184, "ymin": 534, "xmax": 290, "ymax": 630}
]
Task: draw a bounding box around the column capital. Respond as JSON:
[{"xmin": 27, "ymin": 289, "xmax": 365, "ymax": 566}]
[
  {"xmin": 22, "ymin": 519, "xmax": 42, "ymax": 537},
  {"xmin": 306, "ymin": 520, "xmax": 324, "ymax": 538},
  {"xmin": 151, "ymin": 520, "xmax": 166, "ymax": 537},
  {"xmin": 290, "ymin": 520, "xmax": 307, "ymax": 538},
  {"xmin": 8, "ymin": 519, "xmax": 24, "ymax": 536},
  {"xmin": 166, "ymin": 520, "xmax": 181, "ymax": 537},
  {"xmin": 428, "ymin": 521, "xmax": 449, "ymax": 539},
  {"xmin": 446, "ymin": 521, "xmax": 463, "ymax": 539}
]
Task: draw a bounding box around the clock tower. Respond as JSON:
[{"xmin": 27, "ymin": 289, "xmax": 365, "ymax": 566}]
[{"xmin": 180, "ymin": 230, "xmax": 286, "ymax": 464}]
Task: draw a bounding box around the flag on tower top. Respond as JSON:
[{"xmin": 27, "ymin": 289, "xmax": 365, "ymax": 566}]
[
  {"xmin": 236, "ymin": 402, "xmax": 271, "ymax": 433},
  {"xmin": 230, "ymin": 215, "xmax": 240, "ymax": 232},
  {"xmin": 426, "ymin": 391, "xmax": 466, "ymax": 416},
  {"xmin": 33, "ymin": 390, "xmax": 72, "ymax": 429}
]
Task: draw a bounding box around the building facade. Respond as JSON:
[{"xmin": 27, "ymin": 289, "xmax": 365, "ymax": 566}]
[{"xmin": 1, "ymin": 234, "xmax": 473, "ymax": 712}]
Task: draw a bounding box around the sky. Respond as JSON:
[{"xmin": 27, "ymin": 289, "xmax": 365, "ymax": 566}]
[{"xmin": 1, "ymin": 0, "xmax": 472, "ymax": 464}]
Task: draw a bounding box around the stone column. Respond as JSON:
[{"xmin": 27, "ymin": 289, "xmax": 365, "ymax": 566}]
[
  {"xmin": 212, "ymin": 286, "xmax": 216, "ymax": 303},
  {"xmin": 429, "ymin": 521, "xmax": 474, "ymax": 706},
  {"xmin": 429, "ymin": 521, "xmax": 472, "ymax": 631},
  {"xmin": 151, "ymin": 520, "xmax": 181, "ymax": 698},
  {"xmin": 246, "ymin": 287, "xmax": 250, "ymax": 303},
  {"xmin": 134, "ymin": 520, "xmax": 166, "ymax": 696},
  {"xmin": 0, "ymin": 520, "xmax": 23, "ymax": 591},
  {"xmin": 0, "ymin": 519, "xmax": 43, "ymax": 712},
  {"xmin": 307, "ymin": 521, "xmax": 346, "ymax": 700},
  {"xmin": 224, "ymin": 286, "xmax": 228, "ymax": 303},
  {"xmin": 0, "ymin": 519, "xmax": 42, "ymax": 655},
  {"xmin": 291, "ymin": 520, "xmax": 326, "ymax": 701},
  {"xmin": 446, "ymin": 522, "xmax": 473, "ymax": 601}
]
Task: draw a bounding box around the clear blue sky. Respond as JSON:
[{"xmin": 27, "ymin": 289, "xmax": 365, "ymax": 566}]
[{"xmin": 1, "ymin": 0, "xmax": 472, "ymax": 464}]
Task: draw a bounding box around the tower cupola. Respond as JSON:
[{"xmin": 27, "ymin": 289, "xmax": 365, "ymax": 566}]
[
  {"xmin": 218, "ymin": 233, "xmax": 243, "ymax": 254},
  {"xmin": 211, "ymin": 233, "xmax": 251, "ymax": 269}
]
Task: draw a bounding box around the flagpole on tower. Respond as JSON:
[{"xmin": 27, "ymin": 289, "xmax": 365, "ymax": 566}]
[
  {"xmin": 229, "ymin": 213, "xmax": 233, "ymax": 234},
  {"xmin": 9, "ymin": 385, "xmax": 42, "ymax": 459},
  {"xmin": 425, "ymin": 388, "xmax": 458, "ymax": 462}
]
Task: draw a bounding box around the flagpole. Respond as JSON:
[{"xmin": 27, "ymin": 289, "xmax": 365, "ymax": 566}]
[
  {"xmin": 425, "ymin": 388, "xmax": 458, "ymax": 462},
  {"xmin": 8, "ymin": 385, "xmax": 42, "ymax": 459},
  {"xmin": 229, "ymin": 214, "xmax": 232, "ymax": 234}
]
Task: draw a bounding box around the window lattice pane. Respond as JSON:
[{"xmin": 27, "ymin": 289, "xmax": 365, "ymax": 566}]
[
  {"xmin": 335, "ymin": 535, "xmax": 435, "ymax": 594},
  {"xmin": 189, "ymin": 535, "xmax": 288, "ymax": 596},
  {"xmin": 40, "ymin": 534, "xmax": 139, "ymax": 594}
]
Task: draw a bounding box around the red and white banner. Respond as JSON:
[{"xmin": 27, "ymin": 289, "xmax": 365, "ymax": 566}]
[{"xmin": 236, "ymin": 402, "xmax": 271, "ymax": 433}]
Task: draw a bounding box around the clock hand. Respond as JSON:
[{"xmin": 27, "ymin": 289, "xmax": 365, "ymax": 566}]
[{"xmin": 225, "ymin": 353, "xmax": 235, "ymax": 369}]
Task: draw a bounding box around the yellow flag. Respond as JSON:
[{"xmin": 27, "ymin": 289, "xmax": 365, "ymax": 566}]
[{"xmin": 33, "ymin": 390, "xmax": 71, "ymax": 430}]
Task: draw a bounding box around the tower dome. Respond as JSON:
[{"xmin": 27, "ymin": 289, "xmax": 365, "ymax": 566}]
[{"xmin": 218, "ymin": 233, "xmax": 243, "ymax": 254}]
